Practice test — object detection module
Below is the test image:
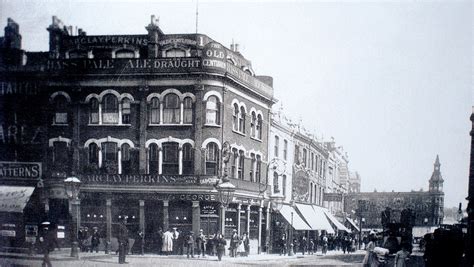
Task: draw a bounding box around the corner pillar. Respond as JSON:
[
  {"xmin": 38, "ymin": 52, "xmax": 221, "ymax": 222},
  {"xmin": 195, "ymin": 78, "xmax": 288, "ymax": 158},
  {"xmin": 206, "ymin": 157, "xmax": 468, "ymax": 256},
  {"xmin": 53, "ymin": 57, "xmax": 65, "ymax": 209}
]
[{"xmin": 192, "ymin": 201, "xmax": 201, "ymax": 234}]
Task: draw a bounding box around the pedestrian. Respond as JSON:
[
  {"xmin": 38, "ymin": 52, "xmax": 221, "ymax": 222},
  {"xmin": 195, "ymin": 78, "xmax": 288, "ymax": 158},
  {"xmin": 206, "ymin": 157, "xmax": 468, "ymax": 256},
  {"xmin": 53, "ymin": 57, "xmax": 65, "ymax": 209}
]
[
  {"xmin": 362, "ymin": 233, "xmax": 376, "ymax": 267},
  {"xmin": 172, "ymin": 227, "xmax": 179, "ymax": 254},
  {"xmin": 321, "ymin": 234, "xmax": 328, "ymax": 255},
  {"xmin": 90, "ymin": 227, "xmax": 101, "ymax": 253},
  {"xmin": 196, "ymin": 229, "xmax": 206, "ymax": 258},
  {"xmin": 215, "ymin": 233, "xmax": 226, "ymax": 261},
  {"xmin": 394, "ymin": 244, "xmax": 410, "ymax": 267},
  {"xmin": 162, "ymin": 228, "xmax": 173, "ymax": 255},
  {"xmin": 39, "ymin": 222, "xmax": 58, "ymax": 267},
  {"xmin": 308, "ymin": 239, "xmax": 315, "ymax": 255},
  {"xmin": 279, "ymin": 234, "xmax": 287, "ymax": 256},
  {"xmin": 186, "ymin": 231, "xmax": 195, "ymax": 258},
  {"xmin": 230, "ymin": 229, "xmax": 239, "ymax": 257},
  {"xmin": 118, "ymin": 218, "xmax": 129, "ymax": 264},
  {"xmin": 242, "ymin": 232, "xmax": 250, "ymax": 256},
  {"xmin": 132, "ymin": 230, "xmax": 144, "ymax": 255},
  {"xmin": 157, "ymin": 228, "xmax": 163, "ymax": 254}
]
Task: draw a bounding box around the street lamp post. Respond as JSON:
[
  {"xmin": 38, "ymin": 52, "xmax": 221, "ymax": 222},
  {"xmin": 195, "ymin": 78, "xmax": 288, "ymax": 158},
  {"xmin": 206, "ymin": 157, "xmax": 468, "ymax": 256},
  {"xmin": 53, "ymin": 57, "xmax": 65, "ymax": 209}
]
[
  {"xmin": 214, "ymin": 169, "xmax": 236, "ymax": 235},
  {"xmin": 269, "ymin": 194, "xmax": 284, "ymax": 254},
  {"xmin": 64, "ymin": 177, "xmax": 81, "ymax": 259},
  {"xmin": 288, "ymin": 200, "xmax": 295, "ymax": 256}
]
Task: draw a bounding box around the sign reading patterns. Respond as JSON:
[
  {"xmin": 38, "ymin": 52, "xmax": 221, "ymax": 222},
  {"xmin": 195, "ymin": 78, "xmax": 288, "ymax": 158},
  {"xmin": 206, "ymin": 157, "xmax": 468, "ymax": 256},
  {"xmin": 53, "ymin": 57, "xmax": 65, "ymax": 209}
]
[{"xmin": 0, "ymin": 162, "xmax": 42, "ymax": 179}]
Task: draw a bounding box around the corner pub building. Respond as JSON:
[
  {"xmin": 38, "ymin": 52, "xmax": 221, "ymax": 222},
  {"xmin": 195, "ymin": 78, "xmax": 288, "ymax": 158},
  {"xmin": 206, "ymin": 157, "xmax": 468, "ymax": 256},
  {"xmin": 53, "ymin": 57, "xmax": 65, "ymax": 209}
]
[{"xmin": 0, "ymin": 16, "xmax": 275, "ymax": 253}]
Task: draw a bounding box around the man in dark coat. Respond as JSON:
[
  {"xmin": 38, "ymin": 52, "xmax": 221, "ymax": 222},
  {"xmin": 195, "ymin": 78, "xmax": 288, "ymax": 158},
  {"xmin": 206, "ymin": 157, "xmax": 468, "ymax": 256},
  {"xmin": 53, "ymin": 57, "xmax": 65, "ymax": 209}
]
[
  {"xmin": 196, "ymin": 229, "xmax": 206, "ymax": 258},
  {"xmin": 39, "ymin": 222, "xmax": 58, "ymax": 267},
  {"xmin": 215, "ymin": 233, "xmax": 226, "ymax": 261},
  {"xmin": 186, "ymin": 231, "xmax": 195, "ymax": 258},
  {"xmin": 117, "ymin": 218, "xmax": 129, "ymax": 264},
  {"xmin": 90, "ymin": 228, "xmax": 101, "ymax": 253},
  {"xmin": 230, "ymin": 229, "xmax": 239, "ymax": 257}
]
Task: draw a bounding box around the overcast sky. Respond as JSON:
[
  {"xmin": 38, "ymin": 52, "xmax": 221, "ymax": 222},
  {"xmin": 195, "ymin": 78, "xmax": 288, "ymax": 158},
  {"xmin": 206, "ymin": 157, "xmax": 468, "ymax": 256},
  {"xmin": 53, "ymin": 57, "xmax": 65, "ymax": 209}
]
[{"xmin": 1, "ymin": 0, "xmax": 472, "ymax": 208}]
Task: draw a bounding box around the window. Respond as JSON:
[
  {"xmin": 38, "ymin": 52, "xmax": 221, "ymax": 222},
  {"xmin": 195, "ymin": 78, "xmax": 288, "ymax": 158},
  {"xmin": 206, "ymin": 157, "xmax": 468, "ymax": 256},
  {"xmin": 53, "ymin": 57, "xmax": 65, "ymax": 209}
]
[
  {"xmin": 121, "ymin": 143, "xmax": 131, "ymax": 175},
  {"xmin": 256, "ymin": 114, "xmax": 263, "ymax": 139},
  {"xmin": 149, "ymin": 143, "xmax": 159, "ymax": 174},
  {"xmin": 238, "ymin": 106, "xmax": 246, "ymax": 133},
  {"xmin": 205, "ymin": 96, "xmax": 220, "ymax": 125},
  {"xmin": 149, "ymin": 97, "xmax": 160, "ymax": 124},
  {"xmin": 294, "ymin": 145, "xmax": 300, "ymax": 164},
  {"xmin": 231, "ymin": 149, "xmax": 238, "ymax": 178},
  {"xmin": 162, "ymin": 142, "xmax": 179, "ymax": 174},
  {"xmin": 122, "ymin": 98, "xmax": 131, "ymax": 124},
  {"xmin": 68, "ymin": 49, "xmax": 88, "ymax": 59},
  {"xmin": 274, "ymin": 136, "xmax": 279, "ymax": 158},
  {"xmin": 273, "ymin": 172, "xmax": 279, "ymax": 194},
  {"xmin": 205, "ymin": 143, "xmax": 219, "ymax": 175},
  {"xmin": 102, "ymin": 142, "xmax": 118, "ymax": 174},
  {"xmin": 238, "ymin": 150, "xmax": 245, "ymax": 180},
  {"xmin": 282, "ymin": 175, "xmax": 287, "ymax": 197},
  {"xmin": 90, "ymin": 98, "xmax": 99, "ymax": 124},
  {"xmin": 303, "ymin": 149, "xmax": 307, "ymax": 167},
  {"xmin": 311, "ymin": 153, "xmax": 314, "ymax": 170},
  {"xmin": 53, "ymin": 142, "xmax": 68, "ymax": 166},
  {"xmin": 256, "ymin": 155, "xmax": 262, "ymax": 183},
  {"xmin": 182, "ymin": 143, "xmax": 194, "ymax": 175},
  {"xmin": 250, "ymin": 112, "xmax": 256, "ymax": 137},
  {"xmin": 89, "ymin": 143, "xmax": 99, "ymax": 164},
  {"xmin": 310, "ymin": 182, "xmax": 313, "ymax": 203},
  {"xmin": 53, "ymin": 95, "xmax": 68, "ymax": 124},
  {"xmin": 102, "ymin": 94, "xmax": 119, "ymax": 124},
  {"xmin": 183, "ymin": 97, "xmax": 193, "ymax": 124},
  {"xmin": 164, "ymin": 48, "xmax": 186, "ymax": 57},
  {"xmin": 283, "ymin": 140, "xmax": 288, "ymax": 160},
  {"xmin": 163, "ymin": 94, "xmax": 180, "ymax": 124},
  {"xmin": 115, "ymin": 49, "xmax": 135, "ymax": 58},
  {"xmin": 249, "ymin": 153, "xmax": 255, "ymax": 182},
  {"xmin": 232, "ymin": 104, "xmax": 239, "ymax": 131}
]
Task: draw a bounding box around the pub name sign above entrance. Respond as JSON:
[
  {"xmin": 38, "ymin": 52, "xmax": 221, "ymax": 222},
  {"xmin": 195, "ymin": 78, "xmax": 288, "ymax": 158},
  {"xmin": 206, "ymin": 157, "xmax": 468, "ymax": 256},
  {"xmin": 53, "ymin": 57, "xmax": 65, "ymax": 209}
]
[{"xmin": 80, "ymin": 174, "xmax": 219, "ymax": 186}]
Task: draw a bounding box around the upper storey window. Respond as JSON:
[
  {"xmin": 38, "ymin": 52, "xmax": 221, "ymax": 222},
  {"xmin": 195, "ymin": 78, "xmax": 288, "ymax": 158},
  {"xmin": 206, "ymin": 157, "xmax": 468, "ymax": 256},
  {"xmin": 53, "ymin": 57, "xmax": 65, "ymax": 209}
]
[
  {"xmin": 205, "ymin": 96, "xmax": 220, "ymax": 126},
  {"xmin": 164, "ymin": 48, "xmax": 187, "ymax": 58},
  {"xmin": 163, "ymin": 93, "xmax": 180, "ymax": 124},
  {"xmin": 67, "ymin": 49, "xmax": 92, "ymax": 59},
  {"xmin": 183, "ymin": 97, "xmax": 193, "ymax": 124},
  {"xmin": 86, "ymin": 90, "xmax": 134, "ymax": 126},
  {"xmin": 114, "ymin": 49, "xmax": 136, "ymax": 59},
  {"xmin": 50, "ymin": 91, "xmax": 71, "ymax": 125},
  {"xmin": 149, "ymin": 97, "xmax": 160, "ymax": 124}
]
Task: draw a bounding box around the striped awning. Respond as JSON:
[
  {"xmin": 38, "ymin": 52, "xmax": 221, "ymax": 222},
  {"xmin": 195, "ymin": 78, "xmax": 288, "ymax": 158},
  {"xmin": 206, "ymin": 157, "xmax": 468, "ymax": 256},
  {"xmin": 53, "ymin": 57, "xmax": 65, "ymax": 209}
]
[{"xmin": 278, "ymin": 204, "xmax": 312, "ymax": 231}]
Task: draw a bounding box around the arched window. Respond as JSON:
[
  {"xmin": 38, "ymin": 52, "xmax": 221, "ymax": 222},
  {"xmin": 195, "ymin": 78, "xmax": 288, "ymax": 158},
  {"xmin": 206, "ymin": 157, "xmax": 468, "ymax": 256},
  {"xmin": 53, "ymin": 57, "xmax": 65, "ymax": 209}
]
[
  {"xmin": 250, "ymin": 112, "xmax": 256, "ymax": 137},
  {"xmin": 149, "ymin": 143, "xmax": 159, "ymax": 174},
  {"xmin": 102, "ymin": 142, "xmax": 118, "ymax": 173},
  {"xmin": 249, "ymin": 153, "xmax": 255, "ymax": 182},
  {"xmin": 232, "ymin": 104, "xmax": 239, "ymax": 131},
  {"xmin": 182, "ymin": 143, "xmax": 194, "ymax": 175},
  {"xmin": 88, "ymin": 143, "xmax": 99, "ymax": 165},
  {"xmin": 303, "ymin": 148, "xmax": 308, "ymax": 167},
  {"xmin": 162, "ymin": 142, "xmax": 179, "ymax": 174},
  {"xmin": 256, "ymin": 114, "xmax": 263, "ymax": 139},
  {"xmin": 122, "ymin": 98, "xmax": 131, "ymax": 124},
  {"xmin": 238, "ymin": 150, "xmax": 245, "ymax": 180},
  {"xmin": 239, "ymin": 106, "xmax": 246, "ymax": 133},
  {"xmin": 90, "ymin": 98, "xmax": 99, "ymax": 124},
  {"xmin": 164, "ymin": 48, "xmax": 186, "ymax": 58},
  {"xmin": 205, "ymin": 143, "xmax": 219, "ymax": 175},
  {"xmin": 183, "ymin": 97, "xmax": 193, "ymax": 124},
  {"xmin": 163, "ymin": 94, "xmax": 180, "ymax": 124},
  {"xmin": 115, "ymin": 49, "xmax": 135, "ymax": 59},
  {"xmin": 102, "ymin": 94, "xmax": 119, "ymax": 124},
  {"xmin": 273, "ymin": 172, "xmax": 279, "ymax": 193},
  {"xmin": 53, "ymin": 95, "xmax": 68, "ymax": 124},
  {"xmin": 149, "ymin": 97, "xmax": 160, "ymax": 124},
  {"xmin": 274, "ymin": 136, "xmax": 279, "ymax": 158},
  {"xmin": 205, "ymin": 96, "xmax": 220, "ymax": 125},
  {"xmin": 283, "ymin": 140, "xmax": 288, "ymax": 161},
  {"xmin": 121, "ymin": 143, "xmax": 131, "ymax": 175}
]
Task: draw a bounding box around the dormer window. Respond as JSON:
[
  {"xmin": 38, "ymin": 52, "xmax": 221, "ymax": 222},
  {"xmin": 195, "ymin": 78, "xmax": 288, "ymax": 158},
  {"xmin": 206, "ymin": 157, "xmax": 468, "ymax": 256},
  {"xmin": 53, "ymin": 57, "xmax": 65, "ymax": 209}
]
[
  {"xmin": 115, "ymin": 49, "xmax": 137, "ymax": 59},
  {"xmin": 164, "ymin": 48, "xmax": 186, "ymax": 58}
]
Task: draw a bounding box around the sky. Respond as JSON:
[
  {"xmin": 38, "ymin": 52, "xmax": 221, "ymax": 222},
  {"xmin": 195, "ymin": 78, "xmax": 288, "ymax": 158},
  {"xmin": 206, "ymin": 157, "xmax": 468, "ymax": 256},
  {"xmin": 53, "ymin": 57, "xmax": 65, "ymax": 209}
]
[{"xmin": 1, "ymin": 0, "xmax": 472, "ymax": 208}]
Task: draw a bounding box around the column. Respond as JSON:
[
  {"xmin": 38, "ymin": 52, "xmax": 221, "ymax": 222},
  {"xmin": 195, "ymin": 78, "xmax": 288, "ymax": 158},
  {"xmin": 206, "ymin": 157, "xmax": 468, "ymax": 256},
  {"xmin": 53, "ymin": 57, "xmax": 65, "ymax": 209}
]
[
  {"xmin": 220, "ymin": 205, "xmax": 226, "ymax": 235},
  {"xmin": 178, "ymin": 147, "xmax": 183, "ymax": 175},
  {"xmin": 139, "ymin": 200, "xmax": 145, "ymax": 232},
  {"xmin": 257, "ymin": 203, "xmax": 263, "ymax": 254},
  {"xmin": 106, "ymin": 198, "xmax": 112, "ymax": 246},
  {"xmin": 158, "ymin": 147, "xmax": 163, "ymax": 174},
  {"xmin": 72, "ymin": 199, "xmax": 81, "ymax": 239},
  {"xmin": 117, "ymin": 147, "xmax": 122, "ymax": 174},
  {"xmin": 192, "ymin": 201, "xmax": 200, "ymax": 234},
  {"xmin": 265, "ymin": 205, "xmax": 270, "ymax": 253},
  {"xmin": 159, "ymin": 105, "xmax": 163, "ymax": 124},
  {"xmin": 180, "ymin": 101, "xmax": 184, "ymax": 125},
  {"xmin": 118, "ymin": 102, "xmax": 123, "ymax": 124},
  {"xmin": 44, "ymin": 198, "xmax": 49, "ymax": 214},
  {"xmin": 163, "ymin": 200, "xmax": 169, "ymax": 230},
  {"xmin": 98, "ymin": 104, "xmax": 102, "ymax": 124},
  {"xmin": 237, "ymin": 203, "xmax": 241, "ymax": 236},
  {"xmin": 246, "ymin": 205, "xmax": 251, "ymax": 235},
  {"xmin": 98, "ymin": 147, "xmax": 103, "ymax": 168},
  {"xmin": 139, "ymin": 98, "xmax": 147, "ymax": 174}
]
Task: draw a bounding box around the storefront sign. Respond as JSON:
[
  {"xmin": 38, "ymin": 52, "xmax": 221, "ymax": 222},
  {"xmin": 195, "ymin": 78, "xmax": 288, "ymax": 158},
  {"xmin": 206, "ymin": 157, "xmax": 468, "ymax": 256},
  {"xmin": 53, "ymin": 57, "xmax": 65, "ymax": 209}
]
[
  {"xmin": 201, "ymin": 204, "xmax": 218, "ymax": 215},
  {"xmin": 158, "ymin": 194, "xmax": 216, "ymax": 201},
  {"xmin": 0, "ymin": 162, "xmax": 42, "ymax": 179},
  {"xmin": 158, "ymin": 38, "xmax": 197, "ymax": 46},
  {"xmin": 323, "ymin": 193, "xmax": 343, "ymax": 202},
  {"xmin": 0, "ymin": 230, "xmax": 16, "ymax": 237},
  {"xmin": 63, "ymin": 35, "xmax": 149, "ymax": 46},
  {"xmin": 81, "ymin": 174, "xmax": 199, "ymax": 185},
  {"xmin": 0, "ymin": 186, "xmax": 35, "ymax": 213},
  {"xmin": 0, "ymin": 81, "xmax": 40, "ymax": 96}
]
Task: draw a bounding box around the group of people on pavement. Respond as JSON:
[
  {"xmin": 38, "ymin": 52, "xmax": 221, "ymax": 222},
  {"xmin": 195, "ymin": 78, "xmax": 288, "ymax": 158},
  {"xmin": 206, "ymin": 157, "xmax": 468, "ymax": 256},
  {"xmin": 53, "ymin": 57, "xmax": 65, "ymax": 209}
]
[
  {"xmin": 78, "ymin": 226, "xmax": 101, "ymax": 253},
  {"xmin": 278, "ymin": 233, "xmax": 354, "ymax": 256}
]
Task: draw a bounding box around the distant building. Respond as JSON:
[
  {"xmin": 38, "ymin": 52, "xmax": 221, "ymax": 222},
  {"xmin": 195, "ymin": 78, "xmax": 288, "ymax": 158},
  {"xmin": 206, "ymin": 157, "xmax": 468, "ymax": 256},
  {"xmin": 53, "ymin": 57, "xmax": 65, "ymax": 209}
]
[
  {"xmin": 344, "ymin": 156, "xmax": 444, "ymax": 229},
  {"xmin": 348, "ymin": 171, "xmax": 361, "ymax": 193}
]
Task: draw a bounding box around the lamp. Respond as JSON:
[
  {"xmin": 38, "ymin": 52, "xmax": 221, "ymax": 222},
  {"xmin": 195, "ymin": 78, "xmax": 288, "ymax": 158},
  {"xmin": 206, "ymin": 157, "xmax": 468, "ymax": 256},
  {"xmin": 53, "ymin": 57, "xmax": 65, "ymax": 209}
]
[
  {"xmin": 270, "ymin": 194, "xmax": 284, "ymax": 212},
  {"xmin": 64, "ymin": 176, "xmax": 81, "ymax": 259},
  {"xmin": 215, "ymin": 169, "xmax": 236, "ymax": 208}
]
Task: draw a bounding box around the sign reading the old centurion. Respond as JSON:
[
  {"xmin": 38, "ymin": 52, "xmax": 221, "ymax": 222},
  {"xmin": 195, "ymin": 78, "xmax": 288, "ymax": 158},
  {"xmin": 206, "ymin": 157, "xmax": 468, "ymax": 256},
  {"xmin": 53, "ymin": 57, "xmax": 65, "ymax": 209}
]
[{"xmin": 0, "ymin": 162, "xmax": 42, "ymax": 179}]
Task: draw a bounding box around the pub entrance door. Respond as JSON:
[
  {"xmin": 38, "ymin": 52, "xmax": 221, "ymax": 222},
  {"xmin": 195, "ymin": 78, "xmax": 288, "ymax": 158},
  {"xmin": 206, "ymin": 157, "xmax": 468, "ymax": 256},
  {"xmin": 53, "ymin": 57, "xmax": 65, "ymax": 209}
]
[{"xmin": 145, "ymin": 199, "xmax": 162, "ymax": 253}]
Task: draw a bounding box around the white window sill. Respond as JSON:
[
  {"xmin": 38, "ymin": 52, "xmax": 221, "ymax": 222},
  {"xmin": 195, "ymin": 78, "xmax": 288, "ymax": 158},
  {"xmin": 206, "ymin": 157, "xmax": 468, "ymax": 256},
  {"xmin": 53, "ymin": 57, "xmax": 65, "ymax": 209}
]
[
  {"xmin": 88, "ymin": 124, "xmax": 131, "ymax": 127},
  {"xmin": 232, "ymin": 130, "xmax": 246, "ymax": 137},
  {"xmin": 204, "ymin": 124, "xmax": 221, "ymax": 128},
  {"xmin": 52, "ymin": 123, "xmax": 69, "ymax": 126},
  {"xmin": 148, "ymin": 123, "xmax": 193, "ymax": 126},
  {"xmin": 250, "ymin": 136, "xmax": 263, "ymax": 142}
]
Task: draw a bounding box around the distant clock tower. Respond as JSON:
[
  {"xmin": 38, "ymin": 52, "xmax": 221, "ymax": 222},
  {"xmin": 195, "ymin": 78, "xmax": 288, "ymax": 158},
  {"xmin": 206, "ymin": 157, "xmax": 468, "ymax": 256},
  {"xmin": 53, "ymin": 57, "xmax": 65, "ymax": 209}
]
[{"xmin": 429, "ymin": 155, "xmax": 444, "ymax": 225}]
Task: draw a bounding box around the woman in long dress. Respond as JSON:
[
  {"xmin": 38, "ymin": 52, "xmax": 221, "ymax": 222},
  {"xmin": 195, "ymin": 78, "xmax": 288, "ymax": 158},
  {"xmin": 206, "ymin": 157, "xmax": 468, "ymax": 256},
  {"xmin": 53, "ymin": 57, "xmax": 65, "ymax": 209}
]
[
  {"xmin": 362, "ymin": 234, "xmax": 376, "ymax": 267},
  {"xmin": 162, "ymin": 229, "xmax": 173, "ymax": 255}
]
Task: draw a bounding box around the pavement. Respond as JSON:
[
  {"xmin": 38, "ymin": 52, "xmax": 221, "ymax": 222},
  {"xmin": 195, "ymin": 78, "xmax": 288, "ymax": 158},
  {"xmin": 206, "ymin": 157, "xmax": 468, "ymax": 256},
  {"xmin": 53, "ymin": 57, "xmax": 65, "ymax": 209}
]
[{"xmin": 0, "ymin": 249, "xmax": 425, "ymax": 267}]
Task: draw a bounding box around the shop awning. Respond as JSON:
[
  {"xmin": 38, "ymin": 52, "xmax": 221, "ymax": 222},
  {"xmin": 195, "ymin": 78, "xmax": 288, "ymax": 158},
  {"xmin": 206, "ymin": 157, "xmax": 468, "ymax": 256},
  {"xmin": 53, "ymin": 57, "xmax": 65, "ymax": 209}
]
[
  {"xmin": 320, "ymin": 207, "xmax": 350, "ymax": 232},
  {"xmin": 0, "ymin": 186, "xmax": 35, "ymax": 213},
  {"xmin": 295, "ymin": 203, "xmax": 335, "ymax": 234},
  {"xmin": 278, "ymin": 204, "xmax": 312, "ymax": 231},
  {"xmin": 346, "ymin": 217, "xmax": 360, "ymax": 232}
]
